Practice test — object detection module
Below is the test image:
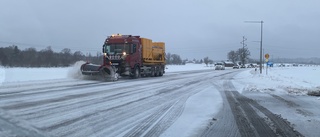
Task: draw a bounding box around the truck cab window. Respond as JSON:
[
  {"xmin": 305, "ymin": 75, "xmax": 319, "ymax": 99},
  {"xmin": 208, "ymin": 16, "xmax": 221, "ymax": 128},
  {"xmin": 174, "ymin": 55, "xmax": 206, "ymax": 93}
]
[
  {"xmin": 103, "ymin": 44, "xmax": 111, "ymax": 53},
  {"xmin": 132, "ymin": 44, "xmax": 137, "ymax": 53}
]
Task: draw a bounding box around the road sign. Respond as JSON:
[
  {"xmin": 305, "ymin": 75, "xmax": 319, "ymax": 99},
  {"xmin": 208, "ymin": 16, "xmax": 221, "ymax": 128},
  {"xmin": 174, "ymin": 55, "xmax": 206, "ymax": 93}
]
[
  {"xmin": 265, "ymin": 53, "xmax": 270, "ymax": 59},
  {"xmin": 265, "ymin": 59, "xmax": 269, "ymax": 62}
]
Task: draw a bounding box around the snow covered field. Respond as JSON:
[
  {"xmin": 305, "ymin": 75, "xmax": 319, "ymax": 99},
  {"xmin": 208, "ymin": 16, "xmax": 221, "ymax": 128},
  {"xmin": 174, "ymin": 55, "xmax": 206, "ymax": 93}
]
[
  {"xmin": 1, "ymin": 63, "xmax": 320, "ymax": 136},
  {"xmin": 0, "ymin": 63, "xmax": 213, "ymax": 84},
  {"xmin": 233, "ymin": 66, "xmax": 320, "ymax": 96},
  {"xmin": 2, "ymin": 63, "xmax": 319, "ymax": 94},
  {"xmin": 233, "ymin": 66, "xmax": 320, "ymax": 137}
]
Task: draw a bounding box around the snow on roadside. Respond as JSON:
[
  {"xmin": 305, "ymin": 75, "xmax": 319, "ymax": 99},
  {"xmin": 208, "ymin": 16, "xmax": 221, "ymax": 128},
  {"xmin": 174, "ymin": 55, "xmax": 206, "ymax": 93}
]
[
  {"xmin": 0, "ymin": 67, "xmax": 69, "ymax": 84},
  {"xmin": 0, "ymin": 67, "xmax": 5, "ymax": 85},
  {"xmin": 160, "ymin": 86, "xmax": 222, "ymax": 137},
  {"xmin": 0, "ymin": 61, "xmax": 88, "ymax": 84},
  {"xmin": 0, "ymin": 63, "xmax": 212, "ymax": 84},
  {"xmin": 232, "ymin": 66, "xmax": 320, "ymax": 96}
]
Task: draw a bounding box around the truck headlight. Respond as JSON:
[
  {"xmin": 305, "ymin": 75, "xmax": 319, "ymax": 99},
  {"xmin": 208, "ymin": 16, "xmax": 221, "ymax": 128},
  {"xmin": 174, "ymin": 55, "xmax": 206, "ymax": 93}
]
[{"xmin": 121, "ymin": 52, "xmax": 127, "ymax": 60}]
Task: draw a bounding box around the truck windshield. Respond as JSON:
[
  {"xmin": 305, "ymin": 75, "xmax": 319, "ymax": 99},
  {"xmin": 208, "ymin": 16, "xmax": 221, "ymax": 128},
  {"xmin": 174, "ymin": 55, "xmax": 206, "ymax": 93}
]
[{"xmin": 104, "ymin": 44, "xmax": 130, "ymax": 55}]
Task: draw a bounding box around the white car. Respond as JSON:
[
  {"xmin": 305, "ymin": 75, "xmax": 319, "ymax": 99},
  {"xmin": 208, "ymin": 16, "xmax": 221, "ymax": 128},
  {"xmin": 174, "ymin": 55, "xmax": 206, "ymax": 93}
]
[{"xmin": 215, "ymin": 62, "xmax": 225, "ymax": 70}]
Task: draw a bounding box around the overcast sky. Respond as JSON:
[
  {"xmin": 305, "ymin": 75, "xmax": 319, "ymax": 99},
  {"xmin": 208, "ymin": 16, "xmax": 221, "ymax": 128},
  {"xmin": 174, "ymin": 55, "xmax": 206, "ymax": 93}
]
[{"xmin": 1, "ymin": 0, "xmax": 319, "ymax": 61}]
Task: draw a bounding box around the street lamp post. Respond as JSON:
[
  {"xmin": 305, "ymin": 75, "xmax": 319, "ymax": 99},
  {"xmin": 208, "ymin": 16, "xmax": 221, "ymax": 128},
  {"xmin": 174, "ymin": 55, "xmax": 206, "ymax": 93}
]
[{"xmin": 245, "ymin": 21, "xmax": 264, "ymax": 74}]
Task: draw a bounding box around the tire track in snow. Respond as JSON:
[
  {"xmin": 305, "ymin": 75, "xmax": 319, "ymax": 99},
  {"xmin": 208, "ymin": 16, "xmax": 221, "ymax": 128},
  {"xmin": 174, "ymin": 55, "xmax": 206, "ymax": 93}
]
[
  {"xmin": 0, "ymin": 109, "xmax": 47, "ymax": 137},
  {"xmin": 201, "ymin": 70, "xmax": 304, "ymax": 137},
  {"xmin": 223, "ymin": 80, "xmax": 303, "ymax": 137},
  {"xmin": 43, "ymin": 74, "xmax": 210, "ymax": 137},
  {"xmin": 200, "ymin": 83, "xmax": 240, "ymax": 137},
  {"xmin": 71, "ymin": 81, "xmax": 205, "ymax": 137},
  {"xmin": 122, "ymin": 101, "xmax": 176, "ymax": 137},
  {"xmin": 0, "ymin": 69, "xmax": 229, "ymax": 137},
  {"xmin": 14, "ymin": 84, "xmax": 163, "ymax": 121},
  {"xmin": 0, "ymin": 75, "xmax": 191, "ymax": 110},
  {"xmin": 269, "ymin": 94, "xmax": 314, "ymax": 117},
  {"xmin": 223, "ymin": 82, "xmax": 276, "ymax": 137},
  {"xmin": 123, "ymin": 93, "xmax": 190, "ymax": 137},
  {"xmin": 0, "ymin": 71, "xmax": 211, "ymax": 100},
  {"xmin": 143, "ymin": 95, "xmax": 188, "ymax": 137}
]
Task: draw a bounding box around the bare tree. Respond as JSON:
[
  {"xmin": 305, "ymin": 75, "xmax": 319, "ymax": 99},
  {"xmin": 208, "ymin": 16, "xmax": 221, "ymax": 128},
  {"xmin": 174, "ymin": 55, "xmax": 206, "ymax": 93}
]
[
  {"xmin": 227, "ymin": 50, "xmax": 238, "ymax": 63},
  {"xmin": 165, "ymin": 52, "xmax": 172, "ymax": 64},
  {"xmin": 61, "ymin": 48, "xmax": 72, "ymax": 66},
  {"xmin": 237, "ymin": 48, "xmax": 250, "ymax": 65},
  {"xmin": 203, "ymin": 57, "xmax": 209, "ymax": 66},
  {"xmin": 73, "ymin": 51, "xmax": 85, "ymax": 61},
  {"xmin": 22, "ymin": 47, "xmax": 37, "ymax": 67},
  {"xmin": 171, "ymin": 54, "xmax": 182, "ymax": 65}
]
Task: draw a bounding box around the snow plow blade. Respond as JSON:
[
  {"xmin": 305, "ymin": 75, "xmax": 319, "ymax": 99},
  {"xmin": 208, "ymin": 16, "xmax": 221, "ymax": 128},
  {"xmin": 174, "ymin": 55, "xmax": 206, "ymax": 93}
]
[{"xmin": 80, "ymin": 63, "xmax": 119, "ymax": 81}]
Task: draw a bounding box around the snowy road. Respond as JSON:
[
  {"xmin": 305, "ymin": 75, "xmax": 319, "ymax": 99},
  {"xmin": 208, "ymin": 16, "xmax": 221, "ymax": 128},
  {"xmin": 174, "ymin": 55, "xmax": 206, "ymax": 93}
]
[
  {"xmin": 1, "ymin": 66, "xmax": 319, "ymax": 137},
  {"xmin": 201, "ymin": 67, "xmax": 320, "ymax": 137},
  {"xmin": 0, "ymin": 69, "xmax": 233, "ymax": 137},
  {"xmin": 201, "ymin": 74, "xmax": 303, "ymax": 137}
]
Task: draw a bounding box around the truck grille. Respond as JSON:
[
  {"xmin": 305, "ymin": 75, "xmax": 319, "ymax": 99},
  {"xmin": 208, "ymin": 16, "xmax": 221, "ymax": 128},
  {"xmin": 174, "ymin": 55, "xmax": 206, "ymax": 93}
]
[{"xmin": 110, "ymin": 55, "xmax": 121, "ymax": 60}]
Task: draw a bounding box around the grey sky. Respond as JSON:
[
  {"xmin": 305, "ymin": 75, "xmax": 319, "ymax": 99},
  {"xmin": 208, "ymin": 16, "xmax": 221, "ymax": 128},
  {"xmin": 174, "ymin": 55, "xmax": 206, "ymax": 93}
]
[{"xmin": 1, "ymin": 0, "xmax": 319, "ymax": 61}]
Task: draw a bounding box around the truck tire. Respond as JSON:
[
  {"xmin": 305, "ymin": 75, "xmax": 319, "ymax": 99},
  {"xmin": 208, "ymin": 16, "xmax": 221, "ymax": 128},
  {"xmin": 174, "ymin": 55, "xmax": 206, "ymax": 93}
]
[
  {"xmin": 132, "ymin": 66, "xmax": 140, "ymax": 79},
  {"xmin": 150, "ymin": 67, "xmax": 155, "ymax": 77},
  {"xmin": 154, "ymin": 67, "xmax": 159, "ymax": 77},
  {"xmin": 159, "ymin": 67, "xmax": 164, "ymax": 76}
]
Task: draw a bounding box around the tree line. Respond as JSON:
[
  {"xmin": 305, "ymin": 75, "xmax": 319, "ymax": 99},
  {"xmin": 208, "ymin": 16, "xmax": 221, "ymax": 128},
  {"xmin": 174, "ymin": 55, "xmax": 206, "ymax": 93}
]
[
  {"xmin": 0, "ymin": 45, "xmax": 185, "ymax": 67},
  {"xmin": 227, "ymin": 47, "xmax": 320, "ymax": 65},
  {"xmin": 165, "ymin": 52, "xmax": 184, "ymax": 65},
  {"xmin": 0, "ymin": 45, "xmax": 102, "ymax": 67}
]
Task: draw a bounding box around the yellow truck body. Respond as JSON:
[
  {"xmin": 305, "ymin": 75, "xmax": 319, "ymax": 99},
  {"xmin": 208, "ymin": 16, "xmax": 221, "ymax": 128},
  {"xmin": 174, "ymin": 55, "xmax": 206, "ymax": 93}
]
[{"xmin": 140, "ymin": 38, "xmax": 166, "ymax": 65}]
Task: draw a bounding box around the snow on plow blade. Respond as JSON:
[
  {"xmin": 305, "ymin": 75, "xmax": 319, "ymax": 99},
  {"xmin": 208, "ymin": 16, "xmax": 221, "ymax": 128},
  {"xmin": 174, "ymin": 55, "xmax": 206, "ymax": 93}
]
[{"xmin": 80, "ymin": 63, "xmax": 118, "ymax": 81}]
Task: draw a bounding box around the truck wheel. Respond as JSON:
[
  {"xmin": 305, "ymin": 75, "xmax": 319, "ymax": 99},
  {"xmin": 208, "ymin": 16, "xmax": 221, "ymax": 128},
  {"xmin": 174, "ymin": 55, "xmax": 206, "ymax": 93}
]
[
  {"xmin": 159, "ymin": 68, "xmax": 163, "ymax": 76},
  {"xmin": 154, "ymin": 67, "xmax": 159, "ymax": 77},
  {"xmin": 133, "ymin": 66, "xmax": 140, "ymax": 79},
  {"xmin": 150, "ymin": 67, "xmax": 155, "ymax": 77}
]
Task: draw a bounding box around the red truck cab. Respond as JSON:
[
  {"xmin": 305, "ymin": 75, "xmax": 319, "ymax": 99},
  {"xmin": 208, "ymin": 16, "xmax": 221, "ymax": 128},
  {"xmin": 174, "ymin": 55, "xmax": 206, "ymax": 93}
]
[{"xmin": 103, "ymin": 34, "xmax": 142, "ymax": 77}]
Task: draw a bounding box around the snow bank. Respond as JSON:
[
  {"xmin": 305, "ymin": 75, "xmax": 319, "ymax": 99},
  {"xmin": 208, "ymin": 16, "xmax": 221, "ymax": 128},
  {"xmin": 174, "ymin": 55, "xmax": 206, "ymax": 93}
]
[
  {"xmin": 233, "ymin": 66, "xmax": 320, "ymax": 96},
  {"xmin": 161, "ymin": 86, "xmax": 222, "ymax": 137},
  {"xmin": 0, "ymin": 67, "xmax": 5, "ymax": 85},
  {"xmin": 0, "ymin": 63, "xmax": 213, "ymax": 84},
  {"xmin": 0, "ymin": 67, "xmax": 69, "ymax": 83}
]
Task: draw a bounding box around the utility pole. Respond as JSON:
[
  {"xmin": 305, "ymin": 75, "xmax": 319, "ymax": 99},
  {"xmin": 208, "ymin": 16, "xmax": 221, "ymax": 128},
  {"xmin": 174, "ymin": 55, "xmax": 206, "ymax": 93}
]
[
  {"xmin": 260, "ymin": 21, "xmax": 264, "ymax": 74},
  {"xmin": 244, "ymin": 20, "xmax": 264, "ymax": 74},
  {"xmin": 240, "ymin": 36, "xmax": 247, "ymax": 66}
]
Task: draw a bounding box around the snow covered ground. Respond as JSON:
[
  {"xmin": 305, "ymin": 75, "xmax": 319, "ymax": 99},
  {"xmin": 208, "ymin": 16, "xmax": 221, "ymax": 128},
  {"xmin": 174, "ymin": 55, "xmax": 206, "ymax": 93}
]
[
  {"xmin": 2, "ymin": 63, "xmax": 319, "ymax": 94},
  {"xmin": 232, "ymin": 66, "xmax": 320, "ymax": 137},
  {"xmin": 1, "ymin": 63, "xmax": 320, "ymax": 136},
  {"xmin": 0, "ymin": 62, "xmax": 220, "ymax": 137},
  {"xmin": 0, "ymin": 63, "xmax": 213, "ymax": 84},
  {"xmin": 233, "ymin": 66, "xmax": 320, "ymax": 96}
]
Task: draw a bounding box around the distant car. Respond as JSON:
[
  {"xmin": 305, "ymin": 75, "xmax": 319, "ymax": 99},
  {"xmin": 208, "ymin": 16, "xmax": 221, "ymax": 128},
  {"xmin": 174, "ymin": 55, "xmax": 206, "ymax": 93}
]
[
  {"xmin": 240, "ymin": 65, "xmax": 246, "ymax": 68},
  {"xmin": 233, "ymin": 64, "xmax": 239, "ymax": 69},
  {"xmin": 247, "ymin": 64, "xmax": 254, "ymax": 68},
  {"xmin": 215, "ymin": 62, "xmax": 225, "ymax": 70}
]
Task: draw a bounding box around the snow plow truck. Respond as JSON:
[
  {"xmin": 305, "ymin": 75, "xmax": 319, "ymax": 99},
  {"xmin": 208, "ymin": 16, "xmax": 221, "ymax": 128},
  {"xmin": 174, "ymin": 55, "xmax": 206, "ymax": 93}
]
[{"xmin": 80, "ymin": 34, "xmax": 166, "ymax": 81}]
